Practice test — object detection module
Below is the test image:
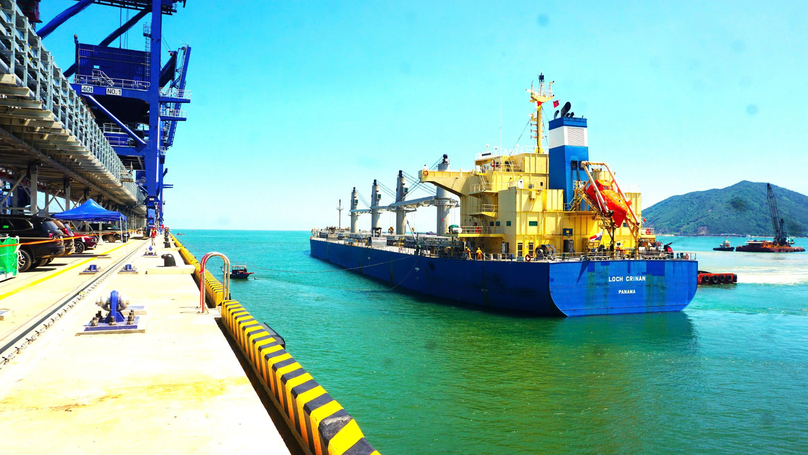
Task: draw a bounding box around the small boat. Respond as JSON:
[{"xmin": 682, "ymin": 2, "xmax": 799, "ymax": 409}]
[
  {"xmin": 230, "ymin": 265, "xmax": 254, "ymax": 279},
  {"xmin": 713, "ymin": 239, "xmax": 734, "ymax": 251}
]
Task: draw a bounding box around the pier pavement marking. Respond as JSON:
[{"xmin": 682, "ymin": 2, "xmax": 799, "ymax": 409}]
[{"xmin": 0, "ymin": 242, "xmax": 131, "ymax": 301}]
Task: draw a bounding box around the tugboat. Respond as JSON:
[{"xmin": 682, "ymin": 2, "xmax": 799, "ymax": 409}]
[
  {"xmin": 310, "ymin": 76, "xmax": 698, "ymax": 317},
  {"xmin": 713, "ymin": 239, "xmax": 735, "ymax": 251},
  {"xmin": 229, "ymin": 265, "xmax": 254, "ymax": 279}
]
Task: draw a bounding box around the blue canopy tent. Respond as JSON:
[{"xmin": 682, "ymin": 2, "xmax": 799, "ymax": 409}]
[
  {"xmin": 52, "ymin": 199, "xmax": 127, "ymax": 243},
  {"xmin": 52, "ymin": 199, "xmax": 126, "ymax": 222}
]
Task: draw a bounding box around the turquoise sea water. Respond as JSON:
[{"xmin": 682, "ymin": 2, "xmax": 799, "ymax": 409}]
[{"xmin": 180, "ymin": 231, "xmax": 808, "ymax": 454}]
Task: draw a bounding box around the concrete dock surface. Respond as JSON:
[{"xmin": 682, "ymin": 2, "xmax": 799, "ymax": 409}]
[{"xmin": 0, "ymin": 239, "xmax": 290, "ymax": 454}]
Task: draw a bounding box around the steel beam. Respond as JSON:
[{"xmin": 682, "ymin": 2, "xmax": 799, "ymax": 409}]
[
  {"xmin": 0, "ymin": 171, "xmax": 25, "ymax": 207},
  {"xmin": 30, "ymin": 166, "xmax": 38, "ymax": 215},
  {"xmin": 83, "ymin": 95, "xmax": 147, "ymax": 147},
  {"xmin": 37, "ymin": 0, "xmax": 95, "ymax": 39},
  {"xmin": 145, "ymin": 0, "xmax": 163, "ymax": 227},
  {"xmin": 64, "ymin": 178, "xmax": 71, "ymax": 210}
]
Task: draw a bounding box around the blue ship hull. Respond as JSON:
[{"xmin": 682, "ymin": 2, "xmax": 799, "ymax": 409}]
[{"xmin": 310, "ymin": 239, "xmax": 697, "ymax": 317}]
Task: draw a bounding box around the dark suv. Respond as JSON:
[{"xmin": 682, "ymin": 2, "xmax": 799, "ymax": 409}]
[
  {"xmin": 0, "ymin": 215, "xmax": 66, "ymax": 272},
  {"xmin": 51, "ymin": 219, "xmax": 75, "ymax": 255}
]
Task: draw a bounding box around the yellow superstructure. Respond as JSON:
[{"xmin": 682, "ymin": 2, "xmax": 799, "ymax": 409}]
[{"xmin": 420, "ymin": 84, "xmax": 653, "ymax": 258}]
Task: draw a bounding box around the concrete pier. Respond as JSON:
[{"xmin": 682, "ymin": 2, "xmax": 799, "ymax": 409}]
[{"xmin": 0, "ymin": 238, "xmax": 290, "ymax": 454}]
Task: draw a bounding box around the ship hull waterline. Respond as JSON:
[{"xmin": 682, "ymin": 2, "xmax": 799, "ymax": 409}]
[{"xmin": 310, "ymin": 238, "xmax": 698, "ymax": 317}]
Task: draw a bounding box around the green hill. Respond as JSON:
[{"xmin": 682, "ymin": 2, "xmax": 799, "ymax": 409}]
[{"xmin": 643, "ymin": 181, "xmax": 808, "ymax": 236}]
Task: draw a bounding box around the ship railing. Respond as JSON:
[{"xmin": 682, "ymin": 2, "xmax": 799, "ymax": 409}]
[
  {"xmin": 314, "ymin": 232, "xmax": 700, "ymax": 262},
  {"xmin": 474, "ymin": 145, "xmax": 535, "ymax": 161},
  {"xmin": 465, "ymin": 250, "xmax": 699, "ymax": 262},
  {"xmin": 459, "ymin": 225, "xmax": 493, "ymax": 235},
  {"xmin": 470, "ymin": 183, "xmax": 492, "ymax": 193},
  {"xmin": 476, "ymin": 163, "xmax": 525, "ymax": 173}
]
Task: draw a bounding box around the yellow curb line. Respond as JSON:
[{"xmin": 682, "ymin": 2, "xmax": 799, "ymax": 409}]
[{"xmin": 0, "ymin": 242, "xmax": 134, "ymax": 301}]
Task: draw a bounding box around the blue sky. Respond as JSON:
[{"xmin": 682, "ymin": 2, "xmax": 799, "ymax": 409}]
[{"xmin": 40, "ymin": 1, "xmax": 808, "ymax": 230}]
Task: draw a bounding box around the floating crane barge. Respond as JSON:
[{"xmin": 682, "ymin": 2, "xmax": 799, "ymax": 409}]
[
  {"xmin": 736, "ymin": 183, "xmax": 805, "ymax": 253},
  {"xmin": 311, "ymin": 77, "xmax": 698, "ymax": 317}
]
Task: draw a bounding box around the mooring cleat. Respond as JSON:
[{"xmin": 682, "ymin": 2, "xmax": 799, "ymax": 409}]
[
  {"xmin": 119, "ymin": 263, "xmax": 138, "ymax": 274},
  {"xmin": 80, "ymin": 264, "xmax": 100, "ymax": 275}
]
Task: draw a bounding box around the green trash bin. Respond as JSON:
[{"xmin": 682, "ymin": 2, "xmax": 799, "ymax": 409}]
[{"xmin": 0, "ymin": 236, "xmax": 19, "ymax": 281}]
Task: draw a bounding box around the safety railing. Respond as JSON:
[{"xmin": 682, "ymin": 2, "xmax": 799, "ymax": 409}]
[
  {"xmin": 161, "ymin": 87, "xmax": 191, "ymax": 99},
  {"xmin": 160, "ymin": 107, "xmax": 186, "ymax": 118},
  {"xmin": 74, "ymin": 70, "xmax": 150, "ymax": 91}
]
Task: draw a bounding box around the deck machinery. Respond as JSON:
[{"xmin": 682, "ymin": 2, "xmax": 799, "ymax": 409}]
[{"xmin": 26, "ymin": 0, "xmax": 190, "ymax": 229}]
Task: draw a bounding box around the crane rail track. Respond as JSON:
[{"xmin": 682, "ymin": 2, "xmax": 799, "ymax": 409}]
[{"xmin": 0, "ymin": 241, "xmax": 146, "ymax": 367}]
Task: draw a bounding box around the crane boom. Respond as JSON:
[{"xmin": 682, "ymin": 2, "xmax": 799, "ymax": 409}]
[{"xmin": 766, "ymin": 183, "xmax": 788, "ymax": 245}]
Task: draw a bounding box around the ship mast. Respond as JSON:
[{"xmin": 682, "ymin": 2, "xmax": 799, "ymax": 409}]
[
  {"xmin": 527, "ymin": 73, "xmax": 554, "ymax": 154},
  {"xmin": 337, "ymin": 199, "xmax": 343, "ymax": 229}
]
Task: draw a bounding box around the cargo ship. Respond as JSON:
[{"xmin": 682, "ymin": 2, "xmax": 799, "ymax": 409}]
[{"xmin": 310, "ymin": 77, "xmax": 698, "ymax": 316}]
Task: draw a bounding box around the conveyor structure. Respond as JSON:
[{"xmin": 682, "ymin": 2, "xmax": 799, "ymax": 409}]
[{"xmin": 0, "ymin": 0, "xmax": 190, "ymax": 228}]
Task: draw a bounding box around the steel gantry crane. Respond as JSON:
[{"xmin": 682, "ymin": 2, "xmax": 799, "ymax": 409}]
[{"xmin": 37, "ymin": 0, "xmax": 191, "ymax": 229}]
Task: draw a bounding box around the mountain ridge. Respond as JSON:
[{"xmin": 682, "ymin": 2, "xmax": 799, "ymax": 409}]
[{"xmin": 643, "ymin": 181, "xmax": 808, "ymax": 237}]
